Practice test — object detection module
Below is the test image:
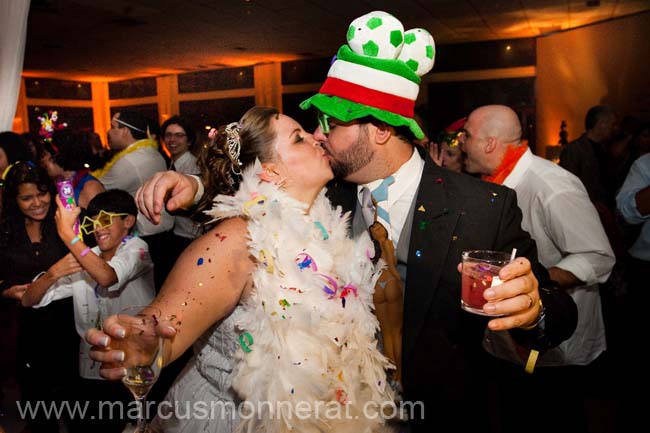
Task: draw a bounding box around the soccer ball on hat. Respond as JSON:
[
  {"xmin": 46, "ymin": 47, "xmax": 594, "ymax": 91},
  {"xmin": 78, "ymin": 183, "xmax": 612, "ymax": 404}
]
[
  {"xmin": 347, "ymin": 11, "xmax": 405, "ymax": 59},
  {"xmin": 397, "ymin": 28, "xmax": 436, "ymax": 76}
]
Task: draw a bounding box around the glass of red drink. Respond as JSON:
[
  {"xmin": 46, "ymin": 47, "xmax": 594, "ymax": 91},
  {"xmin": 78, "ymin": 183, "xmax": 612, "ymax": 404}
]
[{"xmin": 461, "ymin": 250, "xmax": 511, "ymax": 315}]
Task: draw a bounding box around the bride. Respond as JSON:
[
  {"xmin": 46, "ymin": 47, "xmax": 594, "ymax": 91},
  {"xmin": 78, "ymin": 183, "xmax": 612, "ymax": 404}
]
[{"xmin": 88, "ymin": 106, "xmax": 395, "ymax": 433}]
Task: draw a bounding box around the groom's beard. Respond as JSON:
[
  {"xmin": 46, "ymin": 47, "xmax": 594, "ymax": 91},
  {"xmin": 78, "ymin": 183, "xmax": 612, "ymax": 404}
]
[{"xmin": 327, "ymin": 127, "xmax": 374, "ymax": 179}]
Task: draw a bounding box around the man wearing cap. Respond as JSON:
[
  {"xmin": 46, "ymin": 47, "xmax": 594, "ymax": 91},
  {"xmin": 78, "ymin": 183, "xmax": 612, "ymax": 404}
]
[{"xmin": 124, "ymin": 11, "xmax": 577, "ymax": 432}]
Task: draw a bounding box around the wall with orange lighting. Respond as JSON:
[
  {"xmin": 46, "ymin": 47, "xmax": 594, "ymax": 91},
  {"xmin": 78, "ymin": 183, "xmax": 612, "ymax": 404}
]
[{"xmin": 537, "ymin": 12, "xmax": 650, "ymax": 157}]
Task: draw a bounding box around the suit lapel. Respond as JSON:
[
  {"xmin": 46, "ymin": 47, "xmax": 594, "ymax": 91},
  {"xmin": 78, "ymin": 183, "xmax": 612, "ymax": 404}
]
[
  {"xmin": 402, "ymin": 158, "xmax": 460, "ymax": 363},
  {"xmin": 326, "ymin": 161, "xmax": 461, "ymax": 364}
]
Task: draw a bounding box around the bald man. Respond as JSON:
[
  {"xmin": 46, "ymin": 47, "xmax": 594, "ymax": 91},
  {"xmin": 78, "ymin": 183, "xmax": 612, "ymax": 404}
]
[{"xmin": 461, "ymin": 104, "xmax": 615, "ymax": 432}]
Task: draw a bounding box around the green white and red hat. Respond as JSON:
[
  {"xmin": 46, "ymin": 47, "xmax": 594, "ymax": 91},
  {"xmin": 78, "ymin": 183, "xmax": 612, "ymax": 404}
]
[{"xmin": 300, "ymin": 11, "xmax": 436, "ymax": 140}]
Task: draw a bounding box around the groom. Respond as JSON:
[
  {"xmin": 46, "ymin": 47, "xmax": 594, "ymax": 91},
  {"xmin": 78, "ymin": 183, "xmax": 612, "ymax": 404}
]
[{"xmin": 91, "ymin": 11, "xmax": 577, "ymax": 432}]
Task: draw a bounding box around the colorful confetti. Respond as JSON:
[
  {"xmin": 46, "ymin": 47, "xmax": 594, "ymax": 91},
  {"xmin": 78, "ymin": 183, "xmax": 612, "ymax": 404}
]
[
  {"xmin": 279, "ymin": 299, "xmax": 291, "ymax": 308},
  {"xmin": 295, "ymin": 252, "xmax": 317, "ymax": 271},
  {"xmin": 238, "ymin": 331, "xmax": 254, "ymax": 353},
  {"xmin": 416, "ymin": 250, "xmax": 422, "ymax": 257},
  {"xmin": 318, "ymin": 274, "xmax": 338, "ymax": 297},
  {"xmin": 197, "ymin": 258, "xmax": 204, "ymax": 266},
  {"xmin": 243, "ymin": 195, "xmax": 267, "ymax": 215},
  {"xmin": 419, "ymin": 221, "xmax": 429, "ymax": 230},
  {"xmin": 335, "ymin": 388, "xmax": 348, "ymax": 404},
  {"xmin": 418, "ymin": 205, "xmax": 426, "ymax": 212},
  {"xmin": 313, "ymin": 221, "xmax": 329, "ymax": 240},
  {"xmin": 260, "ymin": 250, "xmax": 275, "ymax": 273}
]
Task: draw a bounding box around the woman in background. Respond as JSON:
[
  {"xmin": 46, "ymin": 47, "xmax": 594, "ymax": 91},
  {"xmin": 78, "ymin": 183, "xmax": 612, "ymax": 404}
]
[{"xmin": 1, "ymin": 163, "xmax": 81, "ymax": 433}]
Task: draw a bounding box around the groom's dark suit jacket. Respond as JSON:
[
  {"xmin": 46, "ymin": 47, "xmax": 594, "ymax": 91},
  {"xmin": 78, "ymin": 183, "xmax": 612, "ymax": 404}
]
[{"xmin": 327, "ymin": 152, "xmax": 577, "ymax": 432}]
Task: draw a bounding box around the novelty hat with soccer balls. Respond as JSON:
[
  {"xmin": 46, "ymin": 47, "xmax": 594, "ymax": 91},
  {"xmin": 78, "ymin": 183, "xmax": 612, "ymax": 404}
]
[{"xmin": 300, "ymin": 11, "xmax": 435, "ymax": 140}]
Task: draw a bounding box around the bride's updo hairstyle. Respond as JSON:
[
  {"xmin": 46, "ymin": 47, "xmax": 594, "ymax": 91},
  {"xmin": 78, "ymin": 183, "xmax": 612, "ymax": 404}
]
[{"xmin": 195, "ymin": 106, "xmax": 280, "ymax": 215}]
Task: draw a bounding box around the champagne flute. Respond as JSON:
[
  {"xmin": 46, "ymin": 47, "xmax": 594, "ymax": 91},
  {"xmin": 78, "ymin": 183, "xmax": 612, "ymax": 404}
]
[{"xmin": 116, "ymin": 305, "xmax": 163, "ymax": 433}]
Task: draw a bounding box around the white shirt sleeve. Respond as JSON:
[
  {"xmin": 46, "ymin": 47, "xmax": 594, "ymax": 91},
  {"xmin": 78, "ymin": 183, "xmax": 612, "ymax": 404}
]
[
  {"xmin": 617, "ymin": 155, "xmax": 650, "ymax": 224},
  {"xmin": 542, "ymin": 189, "xmax": 615, "ymax": 285},
  {"xmin": 104, "ymin": 237, "xmax": 154, "ymax": 293},
  {"xmin": 32, "ymin": 273, "xmax": 78, "ymax": 308},
  {"xmin": 189, "ymin": 174, "xmax": 205, "ymax": 205}
]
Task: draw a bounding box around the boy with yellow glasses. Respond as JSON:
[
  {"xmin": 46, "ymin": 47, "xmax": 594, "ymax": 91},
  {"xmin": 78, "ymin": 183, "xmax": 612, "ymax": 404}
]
[{"xmin": 21, "ymin": 189, "xmax": 155, "ymax": 432}]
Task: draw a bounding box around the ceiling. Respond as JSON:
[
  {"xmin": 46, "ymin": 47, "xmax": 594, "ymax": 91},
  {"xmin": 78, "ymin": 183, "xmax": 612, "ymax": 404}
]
[{"xmin": 23, "ymin": 0, "xmax": 650, "ymax": 82}]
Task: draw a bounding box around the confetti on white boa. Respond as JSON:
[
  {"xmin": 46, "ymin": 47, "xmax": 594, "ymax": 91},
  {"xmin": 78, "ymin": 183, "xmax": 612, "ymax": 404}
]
[{"xmin": 206, "ymin": 161, "xmax": 396, "ymax": 433}]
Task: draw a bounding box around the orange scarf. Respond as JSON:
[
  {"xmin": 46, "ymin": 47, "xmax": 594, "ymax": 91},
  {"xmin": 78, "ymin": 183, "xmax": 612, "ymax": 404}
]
[{"xmin": 482, "ymin": 142, "xmax": 528, "ymax": 185}]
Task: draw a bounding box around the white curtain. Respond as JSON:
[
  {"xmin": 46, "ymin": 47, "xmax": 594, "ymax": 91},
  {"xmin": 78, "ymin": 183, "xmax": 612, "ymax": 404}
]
[{"xmin": 0, "ymin": 0, "xmax": 30, "ymax": 131}]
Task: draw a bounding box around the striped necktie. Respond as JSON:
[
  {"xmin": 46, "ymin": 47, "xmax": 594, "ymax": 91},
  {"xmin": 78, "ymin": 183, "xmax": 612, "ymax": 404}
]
[{"xmin": 361, "ymin": 176, "xmax": 394, "ymax": 228}]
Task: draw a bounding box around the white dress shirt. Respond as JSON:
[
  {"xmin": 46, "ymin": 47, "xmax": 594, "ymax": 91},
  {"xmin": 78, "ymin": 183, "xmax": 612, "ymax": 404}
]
[
  {"xmin": 34, "ymin": 236, "xmax": 155, "ymax": 379},
  {"xmin": 617, "ymin": 153, "xmax": 650, "ymax": 261},
  {"xmin": 357, "ymin": 149, "xmax": 424, "ymax": 248},
  {"xmin": 504, "ymin": 148, "xmax": 615, "ymax": 365}
]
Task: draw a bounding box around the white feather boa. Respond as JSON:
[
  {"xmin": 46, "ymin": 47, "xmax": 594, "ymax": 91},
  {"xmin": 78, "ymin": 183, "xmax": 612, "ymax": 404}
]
[{"xmin": 206, "ymin": 162, "xmax": 395, "ymax": 433}]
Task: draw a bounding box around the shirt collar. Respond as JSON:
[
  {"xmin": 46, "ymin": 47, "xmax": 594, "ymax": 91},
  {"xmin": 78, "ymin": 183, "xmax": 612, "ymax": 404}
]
[
  {"xmin": 503, "ymin": 147, "xmax": 533, "ymax": 188},
  {"xmin": 357, "ymin": 148, "xmax": 424, "ymax": 206},
  {"xmin": 173, "ymin": 150, "xmax": 192, "ymax": 166}
]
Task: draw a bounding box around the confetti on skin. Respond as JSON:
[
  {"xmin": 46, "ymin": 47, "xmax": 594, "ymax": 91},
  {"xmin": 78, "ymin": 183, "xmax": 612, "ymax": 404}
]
[
  {"xmin": 335, "ymin": 389, "xmax": 348, "ymax": 404},
  {"xmin": 197, "ymin": 258, "xmax": 204, "ymax": 266},
  {"xmin": 215, "ymin": 232, "xmax": 227, "ymax": 241},
  {"xmin": 416, "ymin": 250, "xmax": 422, "ymax": 257},
  {"xmin": 314, "ymin": 221, "xmax": 329, "ymax": 240},
  {"xmin": 338, "ymin": 371, "xmax": 344, "ymax": 381},
  {"xmin": 238, "ymin": 331, "xmax": 254, "ymax": 353},
  {"xmin": 181, "ymin": 302, "xmax": 187, "ymax": 306},
  {"xmin": 418, "ymin": 205, "xmax": 426, "ymax": 212}
]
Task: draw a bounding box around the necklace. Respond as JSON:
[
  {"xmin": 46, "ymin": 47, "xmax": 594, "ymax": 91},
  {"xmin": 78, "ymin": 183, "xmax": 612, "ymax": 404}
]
[{"xmin": 91, "ymin": 138, "xmax": 158, "ymax": 179}]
